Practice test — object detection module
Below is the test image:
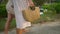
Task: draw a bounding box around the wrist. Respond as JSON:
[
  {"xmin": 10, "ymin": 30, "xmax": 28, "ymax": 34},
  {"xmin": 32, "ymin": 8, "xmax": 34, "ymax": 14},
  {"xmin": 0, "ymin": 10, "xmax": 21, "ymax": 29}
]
[{"xmin": 28, "ymin": 0, "xmax": 33, "ymax": 4}]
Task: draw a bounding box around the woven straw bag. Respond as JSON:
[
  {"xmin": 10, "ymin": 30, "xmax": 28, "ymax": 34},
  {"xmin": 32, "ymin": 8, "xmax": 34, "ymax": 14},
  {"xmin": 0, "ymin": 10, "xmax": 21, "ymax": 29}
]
[{"xmin": 22, "ymin": 7, "xmax": 40, "ymax": 22}]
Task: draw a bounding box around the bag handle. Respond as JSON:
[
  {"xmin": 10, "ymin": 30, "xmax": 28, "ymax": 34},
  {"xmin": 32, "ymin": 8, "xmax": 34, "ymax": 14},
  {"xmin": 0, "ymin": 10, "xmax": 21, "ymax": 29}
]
[{"xmin": 29, "ymin": 6, "xmax": 35, "ymax": 11}]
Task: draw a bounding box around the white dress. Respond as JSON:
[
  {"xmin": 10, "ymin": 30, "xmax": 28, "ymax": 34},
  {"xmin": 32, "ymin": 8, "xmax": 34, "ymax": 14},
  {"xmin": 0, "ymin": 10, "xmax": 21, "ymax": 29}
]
[{"xmin": 6, "ymin": 0, "xmax": 31, "ymax": 29}]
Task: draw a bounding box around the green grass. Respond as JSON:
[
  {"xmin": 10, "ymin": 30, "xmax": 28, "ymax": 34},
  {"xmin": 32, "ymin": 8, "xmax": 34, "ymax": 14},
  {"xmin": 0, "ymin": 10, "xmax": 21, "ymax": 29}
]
[{"xmin": 0, "ymin": 18, "xmax": 16, "ymax": 31}]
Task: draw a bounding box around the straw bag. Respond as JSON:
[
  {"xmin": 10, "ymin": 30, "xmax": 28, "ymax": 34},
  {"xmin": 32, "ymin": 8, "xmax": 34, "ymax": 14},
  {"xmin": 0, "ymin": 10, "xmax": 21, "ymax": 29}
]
[{"xmin": 22, "ymin": 7, "xmax": 40, "ymax": 22}]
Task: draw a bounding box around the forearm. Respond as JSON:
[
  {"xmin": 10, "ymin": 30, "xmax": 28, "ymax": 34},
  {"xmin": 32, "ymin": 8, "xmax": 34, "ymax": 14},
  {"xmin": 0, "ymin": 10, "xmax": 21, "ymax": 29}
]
[
  {"xmin": 28, "ymin": 0, "xmax": 33, "ymax": 2},
  {"xmin": 28, "ymin": 0, "xmax": 33, "ymax": 4},
  {"xmin": 27, "ymin": 0, "xmax": 34, "ymax": 6}
]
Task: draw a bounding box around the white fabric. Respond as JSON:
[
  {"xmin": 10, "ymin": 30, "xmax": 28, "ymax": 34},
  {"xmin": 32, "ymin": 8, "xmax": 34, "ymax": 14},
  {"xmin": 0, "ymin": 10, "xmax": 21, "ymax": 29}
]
[
  {"xmin": 6, "ymin": 0, "xmax": 31, "ymax": 29},
  {"xmin": 6, "ymin": 0, "xmax": 14, "ymax": 14}
]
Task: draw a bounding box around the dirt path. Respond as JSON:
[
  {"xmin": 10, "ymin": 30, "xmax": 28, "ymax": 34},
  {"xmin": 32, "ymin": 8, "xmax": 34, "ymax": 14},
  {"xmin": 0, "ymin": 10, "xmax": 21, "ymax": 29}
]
[{"xmin": 0, "ymin": 21, "xmax": 60, "ymax": 34}]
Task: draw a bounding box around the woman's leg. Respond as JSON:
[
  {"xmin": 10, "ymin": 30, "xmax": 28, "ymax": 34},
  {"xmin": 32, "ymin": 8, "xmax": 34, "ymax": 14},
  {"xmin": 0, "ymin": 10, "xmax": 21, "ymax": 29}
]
[
  {"xmin": 5, "ymin": 13, "xmax": 14, "ymax": 34},
  {"xmin": 16, "ymin": 28, "xmax": 25, "ymax": 34}
]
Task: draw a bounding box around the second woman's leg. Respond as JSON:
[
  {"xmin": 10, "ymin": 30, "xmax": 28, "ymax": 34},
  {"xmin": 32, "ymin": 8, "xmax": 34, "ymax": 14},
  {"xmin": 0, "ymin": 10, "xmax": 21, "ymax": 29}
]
[{"xmin": 5, "ymin": 13, "xmax": 14, "ymax": 34}]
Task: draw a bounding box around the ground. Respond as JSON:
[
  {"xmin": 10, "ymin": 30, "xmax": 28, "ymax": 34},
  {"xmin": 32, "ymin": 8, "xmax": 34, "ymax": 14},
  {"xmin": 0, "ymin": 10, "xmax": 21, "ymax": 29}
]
[{"xmin": 0, "ymin": 21, "xmax": 60, "ymax": 34}]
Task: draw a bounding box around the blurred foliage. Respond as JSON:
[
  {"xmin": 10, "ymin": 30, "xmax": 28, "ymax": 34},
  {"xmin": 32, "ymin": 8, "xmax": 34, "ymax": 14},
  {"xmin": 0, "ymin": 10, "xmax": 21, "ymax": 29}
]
[
  {"xmin": 54, "ymin": 3, "xmax": 60, "ymax": 14},
  {"xmin": 0, "ymin": 0, "xmax": 8, "ymax": 18},
  {"xmin": 0, "ymin": 0, "xmax": 8, "ymax": 4},
  {"xmin": 55, "ymin": 0, "xmax": 60, "ymax": 3},
  {"xmin": 42, "ymin": 3, "xmax": 60, "ymax": 14},
  {"xmin": 40, "ymin": 10, "xmax": 56, "ymax": 22},
  {"xmin": 0, "ymin": 4, "xmax": 7, "ymax": 18},
  {"xmin": 33, "ymin": 0, "xmax": 47, "ymax": 6},
  {"xmin": 0, "ymin": 18, "xmax": 16, "ymax": 31}
]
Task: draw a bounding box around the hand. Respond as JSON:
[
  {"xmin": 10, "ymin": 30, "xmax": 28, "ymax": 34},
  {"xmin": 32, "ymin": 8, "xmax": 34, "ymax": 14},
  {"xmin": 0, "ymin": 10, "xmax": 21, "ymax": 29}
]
[
  {"xmin": 29, "ymin": 2, "xmax": 35, "ymax": 7},
  {"xmin": 28, "ymin": 0, "xmax": 35, "ymax": 7}
]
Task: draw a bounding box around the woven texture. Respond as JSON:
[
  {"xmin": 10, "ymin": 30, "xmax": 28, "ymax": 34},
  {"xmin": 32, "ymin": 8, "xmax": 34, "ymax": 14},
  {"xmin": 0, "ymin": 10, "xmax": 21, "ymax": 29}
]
[{"xmin": 22, "ymin": 7, "xmax": 40, "ymax": 22}]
